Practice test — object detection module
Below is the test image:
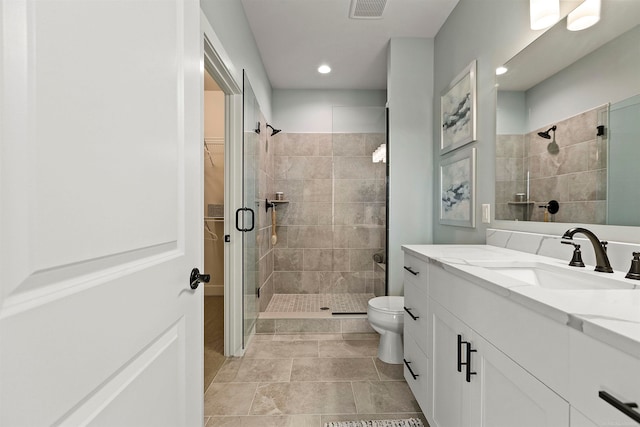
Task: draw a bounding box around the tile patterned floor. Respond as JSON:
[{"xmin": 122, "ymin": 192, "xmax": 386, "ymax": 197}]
[
  {"xmin": 203, "ymin": 333, "xmax": 427, "ymax": 427},
  {"xmin": 265, "ymin": 293, "xmax": 375, "ymax": 314}
]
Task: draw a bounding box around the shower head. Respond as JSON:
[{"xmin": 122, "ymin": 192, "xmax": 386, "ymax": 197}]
[
  {"xmin": 266, "ymin": 124, "xmax": 282, "ymax": 136},
  {"xmin": 537, "ymin": 125, "xmax": 557, "ymax": 139}
]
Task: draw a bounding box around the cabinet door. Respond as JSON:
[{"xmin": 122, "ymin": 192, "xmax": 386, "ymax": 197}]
[
  {"xmin": 430, "ymin": 299, "xmax": 471, "ymax": 427},
  {"xmin": 570, "ymin": 407, "xmax": 599, "ymax": 427},
  {"xmin": 468, "ymin": 332, "xmax": 570, "ymax": 427}
]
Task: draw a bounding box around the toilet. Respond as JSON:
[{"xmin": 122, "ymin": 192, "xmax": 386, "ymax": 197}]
[{"xmin": 367, "ymin": 296, "xmax": 405, "ymax": 364}]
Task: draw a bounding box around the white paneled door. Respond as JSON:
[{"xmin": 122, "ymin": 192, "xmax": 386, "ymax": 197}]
[{"xmin": 0, "ymin": 1, "xmax": 204, "ymax": 425}]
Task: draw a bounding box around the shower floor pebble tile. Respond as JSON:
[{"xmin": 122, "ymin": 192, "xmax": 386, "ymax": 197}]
[
  {"xmin": 265, "ymin": 293, "xmax": 375, "ymax": 314},
  {"xmin": 204, "ymin": 333, "xmax": 427, "ymax": 427}
]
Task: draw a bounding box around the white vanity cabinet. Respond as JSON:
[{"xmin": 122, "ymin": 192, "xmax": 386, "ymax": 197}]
[
  {"xmin": 429, "ymin": 297, "xmax": 569, "ymax": 427},
  {"xmin": 402, "ymin": 254, "xmax": 430, "ymax": 412},
  {"xmin": 402, "ymin": 246, "xmax": 640, "ymax": 427},
  {"xmin": 402, "ymin": 250, "xmax": 570, "ymax": 427}
]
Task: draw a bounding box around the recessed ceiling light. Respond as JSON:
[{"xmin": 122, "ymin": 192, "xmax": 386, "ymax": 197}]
[
  {"xmin": 318, "ymin": 64, "xmax": 331, "ymax": 74},
  {"xmin": 495, "ymin": 66, "xmax": 508, "ymax": 76}
]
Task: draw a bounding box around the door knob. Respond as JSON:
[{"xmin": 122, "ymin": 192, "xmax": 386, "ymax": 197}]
[{"xmin": 190, "ymin": 268, "xmax": 210, "ymax": 289}]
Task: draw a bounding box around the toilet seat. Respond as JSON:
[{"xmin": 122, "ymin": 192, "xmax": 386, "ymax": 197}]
[{"xmin": 368, "ymin": 296, "xmax": 404, "ymax": 314}]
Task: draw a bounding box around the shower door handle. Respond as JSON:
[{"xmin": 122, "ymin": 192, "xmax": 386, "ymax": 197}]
[{"xmin": 235, "ymin": 207, "xmax": 255, "ymax": 232}]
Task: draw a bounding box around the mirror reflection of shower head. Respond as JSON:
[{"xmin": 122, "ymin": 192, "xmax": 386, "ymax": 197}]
[
  {"xmin": 266, "ymin": 123, "xmax": 282, "ymax": 136},
  {"xmin": 537, "ymin": 125, "xmax": 557, "ymax": 139}
]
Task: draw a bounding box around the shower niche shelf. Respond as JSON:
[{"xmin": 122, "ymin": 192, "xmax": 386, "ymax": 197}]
[
  {"xmin": 265, "ymin": 199, "xmax": 289, "ymax": 212},
  {"xmin": 507, "ymin": 201, "xmax": 535, "ymax": 206}
]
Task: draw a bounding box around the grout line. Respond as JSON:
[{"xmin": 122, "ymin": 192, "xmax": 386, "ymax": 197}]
[
  {"xmin": 371, "ymin": 356, "xmax": 382, "ymax": 381},
  {"xmin": 245, "ymin": 382, "xmax": 261, "ymax": 416},
  {"xmin": 204, "ymin": 358, "xmax": 228, "ymax": 395},
  {"xmin": 350, "ymin": 380, "xmax": 359, "ymax": 415}
]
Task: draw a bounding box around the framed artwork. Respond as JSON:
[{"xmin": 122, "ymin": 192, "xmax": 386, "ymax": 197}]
[
  {"xmin": 440, "ymin": 147, "xmax": 476, "ymax": 228},
  {"xmin": 440, "ymin": 60, "xmax": 477, "ymax": 154}
]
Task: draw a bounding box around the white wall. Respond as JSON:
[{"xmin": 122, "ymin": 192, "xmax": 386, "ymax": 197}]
[
  {"xmin": 200, "ymin": 0, "xmax": 273, "ymax": 120},
  {"xmin": 272, "ymin": 89, "xmax": 386, "ymax": 133},
  {"xmin": 387, "ymin": 38, "xmax": 434, "ymax": 296},
  {"xmin": 433, "ymin": 0, "xmax": 562, "ymax": 244},
  {"xmin": 497, "ymin": 91, "xmax": 526, "ymax": 135}
]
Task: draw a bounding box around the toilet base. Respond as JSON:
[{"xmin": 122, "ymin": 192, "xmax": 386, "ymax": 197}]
[{"xmin": 377, "ymin": 331, "xmax": 403, "ymax": 364}]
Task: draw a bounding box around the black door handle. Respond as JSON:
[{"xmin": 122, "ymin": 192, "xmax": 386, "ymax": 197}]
[
  {"xmin": 235, "ymin": 207, "xmax": 255, "ymax": 232},
  {"xmin": 465, "ymin": 341, "xmax": 477, "ymax": 383},
  {"xmin": 404, "ymin": 266, "xmax": 419, "ymax": 276},
  {"xmin": 403, "ymin": 359, "xmax": 419, "ymax": 380},
  {"xmin": 404, "ymin": 307, "xmax": 419, "ymax": 321},
  {"xmin": 457, "ymin": 334, "xmax": 463, "ymax": 372},
  {"xmin": 190, "ymin": 268, "xmax": 210, "ymax": 289},
  {"xmin": 599, "ymin": 391, "xmax": 640, "ymax": 423},
  {"xmin": 457, "ymin": 335, "xmax": 477, "ymax": 382},
  {"xmin": 245, "ymin": 208, "xmax": 255, "ymax": 232}
]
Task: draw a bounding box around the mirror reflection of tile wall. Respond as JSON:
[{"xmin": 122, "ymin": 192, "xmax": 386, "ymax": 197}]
[{"xmin": 496, "ymin": 105, "xmax": 607, "ymax": 223}]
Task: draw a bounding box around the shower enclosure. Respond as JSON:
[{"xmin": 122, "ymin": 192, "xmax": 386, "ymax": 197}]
[{"xmin": 260, "ymin": 105, "xmax": 388, "ymax": 320}]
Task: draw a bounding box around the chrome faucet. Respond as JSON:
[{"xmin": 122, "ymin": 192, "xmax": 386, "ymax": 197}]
[{"xmin": 561, "ymin": 227, "xmax": 613, "ymax": 273}]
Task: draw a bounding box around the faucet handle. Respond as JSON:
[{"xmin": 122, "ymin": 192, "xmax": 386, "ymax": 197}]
[
  {"xmin": 562, "ymin": 241, "xmax": 586, "ymax": 267},
  {"xmin": 625, "ymin": 252, "xmax": 640, "ymax": 280}
]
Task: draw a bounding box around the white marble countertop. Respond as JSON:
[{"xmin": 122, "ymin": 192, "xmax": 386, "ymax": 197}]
[{"xmin": 402, "ymin": 244, "xmax": 640, "ymax": 359}]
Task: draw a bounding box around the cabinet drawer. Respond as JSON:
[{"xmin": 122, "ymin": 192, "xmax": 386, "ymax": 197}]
[
  {"xmin": 404, "ymin": 254, "xmax": 428, "ymax": 292},
  {"xmin": 404, "ymin": 280, "xmax": 429, "ymax": 353},
  {"xmin": 404, "ymin": 333, "xmax": 430, "ymax": 414},
  {"xmin": 569, "ymin": 330, "xmax": 640, "ymax": 426}
]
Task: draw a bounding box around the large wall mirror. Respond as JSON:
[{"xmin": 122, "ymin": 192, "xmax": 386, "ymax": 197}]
[{"xmin": 495, "ymin": 0, "xmax": 640, "ymax": 226}]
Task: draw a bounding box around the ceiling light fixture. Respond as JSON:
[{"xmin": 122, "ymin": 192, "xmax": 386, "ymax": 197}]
[
  {"xmin": 495, "ymin": 66, "xmax": 508, "ymax": 76},
  {"xmin": 318, "ymin": 64, "xmax": 331, "ymax": 74},
  {"xmin": 567, "ymin": 0, "xmax": 601, "ymax": 31},
  {"xmin": 530, "ymin": 0, "xmax": 559, "ymax": 30}
]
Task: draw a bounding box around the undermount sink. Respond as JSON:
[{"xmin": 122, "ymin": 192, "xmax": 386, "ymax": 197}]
[{"xmin": 469, "ymin": 261, "xmax": 635, "ymax": 290}]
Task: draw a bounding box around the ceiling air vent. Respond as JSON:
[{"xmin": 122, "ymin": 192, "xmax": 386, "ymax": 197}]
[{"xmin": 349, "ymin": 0, "xmax": 387, "ymax": 19}]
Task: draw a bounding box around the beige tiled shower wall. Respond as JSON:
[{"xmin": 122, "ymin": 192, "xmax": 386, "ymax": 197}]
[
  {"xmin": 262, "ymin": 133, "xmax": 386, "ymax": 305},
  {"xmin": 257, "ymin": 112, "xmax": 276, "ymax": 312},
  {"xmin": 496, "ymin": 106, "xmax": 607, "ymax": 224}
]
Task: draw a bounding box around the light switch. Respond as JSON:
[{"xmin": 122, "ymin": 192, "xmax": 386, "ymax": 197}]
[{"xmin": 482, "ymin": 204, "xmax": 491, "ymax": 223}]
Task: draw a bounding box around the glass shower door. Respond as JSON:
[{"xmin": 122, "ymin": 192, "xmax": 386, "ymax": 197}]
[{"xmin": 241, "ymin": 71, "xmax": 259, "ymax": 346}]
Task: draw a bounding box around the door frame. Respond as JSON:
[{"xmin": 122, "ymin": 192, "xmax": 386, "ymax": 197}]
[{"xmin": 201, "ymin": 13, "xmax": 244, "ymax": 357}]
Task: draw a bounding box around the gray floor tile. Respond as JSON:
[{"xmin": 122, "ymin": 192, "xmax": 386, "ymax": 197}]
[
  {"xmin": 318, "ymin": 339, "xmax": 379, "ymax": 358},
  {"xmin": 206, "ymin": 415, "xmax": 321, "ymax": 427},
  {"xmin": 214, "ymin": 358, "xmax": 293, "ymax": 383},
  {"xmin": 250, "ymin": 382, "xmax": 357, "ymax": 415},
  {"xmin": 291, "ymin": 357, "xmax": 379, "ymax": 381},
  {"xmin": 342, "ymin": 333, "xmax": 379, "ymax": 340},
  {"xmin": 352, "ymin": 381, "xmax": 421, "ymax": 414},
  {"xmin": 374, "ymin": 358, "xmax": 405, "ymax": 381},
  {"xmin": 204, "ymin": 382, "xmax": 259, "ymax": 416},
  {"xmin": 273, "ymin": 333, "xmax": 343, "ymax": 341},
  {"xmin": 244, "ymin": 340, "xmax": 319, "ymax": 359}
]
